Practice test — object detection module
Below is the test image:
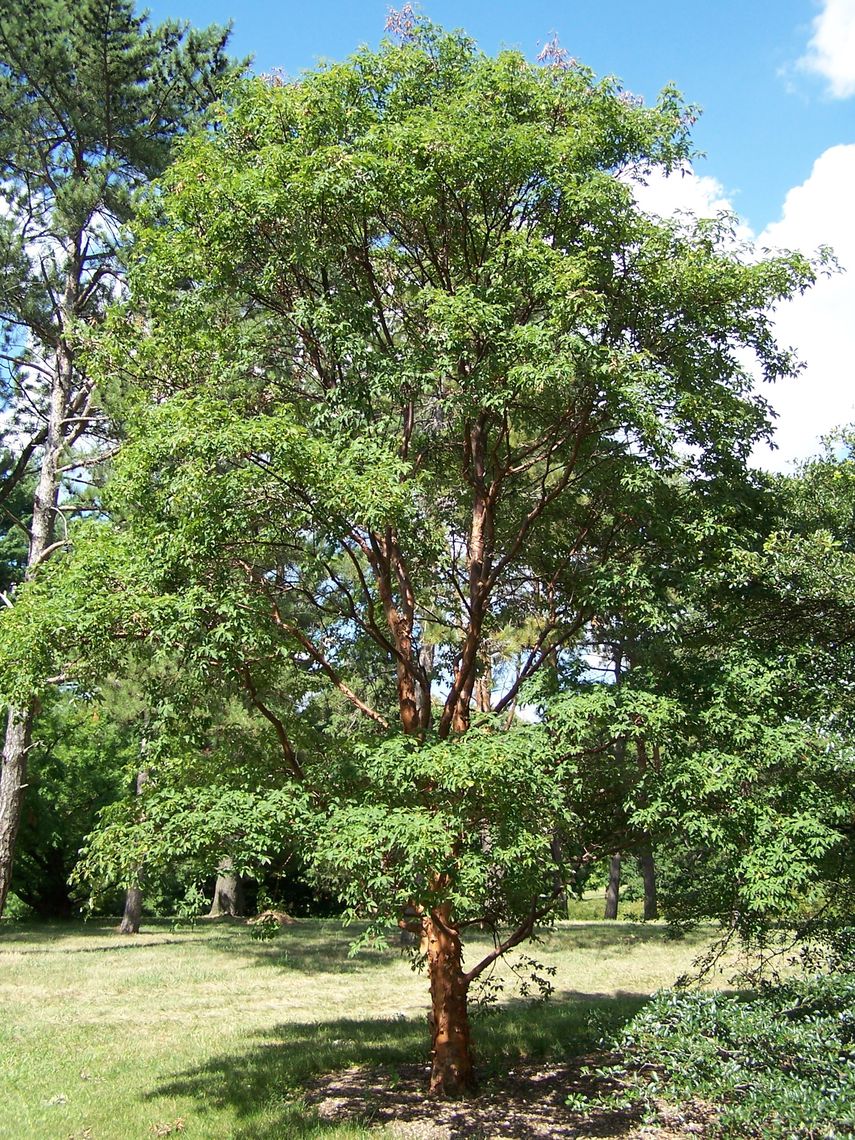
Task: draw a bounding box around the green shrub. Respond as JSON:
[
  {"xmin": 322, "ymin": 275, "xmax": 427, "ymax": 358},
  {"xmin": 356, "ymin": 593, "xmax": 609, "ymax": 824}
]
[
  {"xmin": 0, "ymin": 892, "xmax": 34, "ymax": 921},
  {"xmin": 617, "ymin": 973, "xmax": 855, "ymax": 1137}
]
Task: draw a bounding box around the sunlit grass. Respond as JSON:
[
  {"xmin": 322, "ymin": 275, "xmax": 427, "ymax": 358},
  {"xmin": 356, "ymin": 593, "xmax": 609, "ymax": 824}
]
[{"xmin": 0, "ymin": 915, "xmax": 723, "ymax": 1139}]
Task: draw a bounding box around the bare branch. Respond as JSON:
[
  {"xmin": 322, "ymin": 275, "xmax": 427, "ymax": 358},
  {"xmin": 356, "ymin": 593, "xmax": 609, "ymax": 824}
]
[
  {"xmin": 240, "ymin": 667, "xmax": 304, "ymax": 780},
  {"xmin": 464, "ymin": 888, "xmax": 563, "ymax": 985}
]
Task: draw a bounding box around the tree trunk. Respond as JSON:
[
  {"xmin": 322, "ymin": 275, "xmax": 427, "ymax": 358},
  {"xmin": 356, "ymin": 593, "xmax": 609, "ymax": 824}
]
[
  {"xmin": 208, "ymin": 859, "xmax": 244, "ymax": 917},
  {"xmin": 0, "ymin": 705, "xmax": 35, "ymax": 915},
  {"xmin": 424, "ymin": 907, "xmax": 475, "ymax": 1096},
  {"xmin": 639, "ymin": 847, "xmax": 658, "ymax": 920},
  {"xmin": 118, "ymin": 770, "xmax": 148, "ymax": 934},
  {"xmin": 0, "ymin": 336, "xmax": 70, "ymax": 918},
  {"xmin": 119, "ymin": 885, "xmax": 143, "ymax": 934},
  {"xmin": 604, "ymin": 853, "xmax": 621, "ymax": 920}
]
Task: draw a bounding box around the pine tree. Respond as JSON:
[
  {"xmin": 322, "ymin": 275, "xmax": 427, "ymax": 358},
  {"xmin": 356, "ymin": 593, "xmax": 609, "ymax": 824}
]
[{"xmin": 0, "ymin": 0, "xmax": 243, "ymax": 916}]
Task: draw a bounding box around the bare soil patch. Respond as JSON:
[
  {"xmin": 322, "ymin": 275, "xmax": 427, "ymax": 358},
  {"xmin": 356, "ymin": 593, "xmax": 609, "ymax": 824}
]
[{"xmin": 308, "ymin": 1056, "xmax": 718, "ymax": 1139}]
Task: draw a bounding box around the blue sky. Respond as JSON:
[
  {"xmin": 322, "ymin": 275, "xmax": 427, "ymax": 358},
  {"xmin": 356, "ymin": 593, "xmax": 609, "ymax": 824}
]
[{"xmin": 145, "ymin": 0, "xmax": 855, "ymax": 466}]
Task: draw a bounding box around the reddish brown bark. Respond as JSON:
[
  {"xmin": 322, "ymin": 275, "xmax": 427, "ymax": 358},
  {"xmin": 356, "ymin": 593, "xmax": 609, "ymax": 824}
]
[
  {"xmin": 440, "ymin": 418, "xmax": 495, "ymax": 739},
  {"xmin": 368, "ymin": 529, "xmax": 428, "ymax": 736},
  {"xmin": 424, "ymin": 906, "xmax": 475, "ymax": 1096}
]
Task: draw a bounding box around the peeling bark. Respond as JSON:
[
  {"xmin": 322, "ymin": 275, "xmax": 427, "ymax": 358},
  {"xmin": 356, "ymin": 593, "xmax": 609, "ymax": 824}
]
[{"xmin": 424, "ymin": 907, "xmax": 475, "ymax": 1096}]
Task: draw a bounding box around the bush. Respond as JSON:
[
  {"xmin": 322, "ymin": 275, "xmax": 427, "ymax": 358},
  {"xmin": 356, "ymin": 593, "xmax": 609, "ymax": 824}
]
[
  {"xmin": 0, "ymin": 892, "xmax": 34, "ymax": 921},
  {"xmin": 618, "ymin": 973, "xmax": 855, "ymax": 1137}
]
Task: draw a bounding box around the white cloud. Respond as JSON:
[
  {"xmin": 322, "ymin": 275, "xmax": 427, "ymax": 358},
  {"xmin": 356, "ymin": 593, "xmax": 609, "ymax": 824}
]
[
  {"xmin": 632, "ymin": 168, "xmax": 734, "ymax": 220},
  {"xmin": 799, "ymin": 0, "xmax": 855, "ymax": 98},
  {"xmin": 630, "ymin": 150, "xmax": 855, "ymax": 471},
  {"xmin": 756, "ymin": 145, "xmax": 855, "ymax": 469}
]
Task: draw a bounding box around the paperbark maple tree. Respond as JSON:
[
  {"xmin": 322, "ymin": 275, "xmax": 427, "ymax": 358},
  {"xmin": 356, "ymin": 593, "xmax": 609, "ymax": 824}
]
[{"xmin": 59, "ymin": 19, "xmax": 821, "ymax": 1094}]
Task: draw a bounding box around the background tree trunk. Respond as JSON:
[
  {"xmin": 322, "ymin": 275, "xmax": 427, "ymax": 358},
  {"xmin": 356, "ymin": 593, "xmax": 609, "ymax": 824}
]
[
  {"xmin": 0, "ymin": 349, "xmax": 68, "ymax": 918},
  {"xmin": 424, "ymin": 907, "xmax": 475, "ymax": 1096},
  {"xmin": 639, "ymin": 847, "xmax": 658, "ymax": 920},
  {"xmin": 474, "ymin": 651, "xmax": 492, "ymax": 714},
  {"xmin": 208, "ymin": 859, "xmax": 244, "ymax": 917},
  {"xmin": 118, "ymin": 770, "xmax": 148, "ymax": 934},
  {"xmin": 119, "ymin": 885, "xmax": 143, "ymax": 934},
  {"xmin": 414, "ymin": 643, "xmax": 434, "ymax": 730},
  {"xmin": 0, "ymin": 705, "xmax": 35, "ymax": 914},
  {"xmin": 604, "ymin": 853, "xmax": 621, "ymax": 920}
]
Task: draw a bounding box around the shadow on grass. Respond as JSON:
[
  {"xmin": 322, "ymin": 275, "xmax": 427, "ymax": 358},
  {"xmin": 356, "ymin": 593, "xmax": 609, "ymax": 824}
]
[
  {"xmin": 0, "ymin": 918, "xmax": 214, "ymax": 954},
  {"xmin": 0, "ymin": 937, "xmax": 195, "ymax": 954},
  {"xmin": 0, "ymin": 918, "xmax": 403, "ymax": 972},
  {"xmin": 151, "ymin": 995, "xmax": 650, "ymax": 1139},
  {"xmin": 242, "ymin": 924, "xmax": 411, "ymax": 976},
  {"xmin": 244, "ymin": 919, "xmax": 714, "ymax": 981},
  {"xmin": 544, "ymin": 922, "xmax": 711, "ymax": 950}
]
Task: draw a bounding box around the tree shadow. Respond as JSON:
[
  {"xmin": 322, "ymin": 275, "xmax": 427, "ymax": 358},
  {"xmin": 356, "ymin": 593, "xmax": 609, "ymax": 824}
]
[
  {"xmin": 0, "ymin": 917, "xmax": 228, "ymax": 953},
  {"xmin": 0, "ymin": 918, "xmax": 405, "ymax": 972},
  {"xmin": 542, "ymin": 922, "xmax": 712, "ymax": 951},
  {"xmin": 0, "ymin": 937, "xmax": 192, "ymax": 954},
  {"xmin": 150, "ymin": 996, "xmax": 651, "ymax": 1139},
  {"xmin": 242, "ymin": 924, "xmax": 413, "ymax": 976}
]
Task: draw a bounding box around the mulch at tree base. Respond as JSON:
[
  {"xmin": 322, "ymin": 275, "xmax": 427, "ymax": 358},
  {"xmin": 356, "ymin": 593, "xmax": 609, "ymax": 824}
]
[{"xmin": 307, "ymin": 1057, "xmax": 717, "ymax": 1139}]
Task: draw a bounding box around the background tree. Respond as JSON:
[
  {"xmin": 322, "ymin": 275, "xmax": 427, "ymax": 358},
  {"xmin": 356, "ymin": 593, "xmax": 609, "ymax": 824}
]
[
  {"xmin": 9, "ymin": 684, "xmax": 138, "ymax": 917},
  {"xmin": 547, "ymin": 448, "xmax": 855, "ymax": 950},
  {"xmin": 0, "ymin": 0, "xmax": 242, "ymax": 916}
]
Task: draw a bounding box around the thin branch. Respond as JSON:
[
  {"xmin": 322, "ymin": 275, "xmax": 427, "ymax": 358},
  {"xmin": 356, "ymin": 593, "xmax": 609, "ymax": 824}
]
[
  {"xmin": 0, "ymin": 433, "xmax": 44, "ymax": 505},
  {"xmin": 30, "ymin": 537, "xmax": 70, "ymax": 568},
  {"xmin": 464, "ymin": 888, "xmax": 563, "ymax": 984},
  {"xmin": 261, "ymin": 599, "xmax": 390, "ymax": 730},
  {"xmin": 240, "ymin": 667, "xmax": 304, "ymax": 780},
  {"xmin": 0, "ymin": 501, "xmax": 32, "ymax": 540}
]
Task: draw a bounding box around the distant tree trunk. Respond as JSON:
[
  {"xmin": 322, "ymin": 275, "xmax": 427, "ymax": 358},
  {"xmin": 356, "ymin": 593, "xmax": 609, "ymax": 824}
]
[
  {"xmin": 424, "ymin": 905, "xmax": 475, "ymax": 1096},
  {"xmin": 208, "ymin": 859, "xmax": 244, "ymax": 917},
  {"xmin": 0, "ymin": 345, "xmax": 68, "ymax": 919},
  {"xmin": 118, "ymin": 769, "xmax": 148, "ymax": 934},
  {"xmin": 0, "ymin": 705, "xmax": 35, "ymax": 916},
  {"xmin": 22, "ymin": 845, "xmax": 76, "ymax": 918},
  {"xmin": 639, "ymin": 847, "xmax": 658, "ymax": 920},
  {"xmin": 119, "ymin": 885, "xmax": 143, "ymax": 934},
  {"xmin": 414, "ymin": 643, "xmax": 435, "ymax": 730},
  {"xmin": 474, "ymin": 651, "xmax": 492, "ymax": 714},
  {"xmin": 604, "ymin": 853, "xmax": 621, "ymax": 920}
]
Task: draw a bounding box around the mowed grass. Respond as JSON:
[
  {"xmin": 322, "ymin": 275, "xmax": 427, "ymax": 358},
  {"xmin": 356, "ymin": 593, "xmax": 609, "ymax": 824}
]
[{"xmin": 0, "ymin": 915, "xmax": 722, "ymax": 1139}]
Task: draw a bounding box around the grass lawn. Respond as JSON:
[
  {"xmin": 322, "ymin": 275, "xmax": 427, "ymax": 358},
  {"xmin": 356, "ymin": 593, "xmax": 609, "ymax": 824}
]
[{"xmin": 0, "ymin": 915, "xmax": 722, "ymax": 1139}]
